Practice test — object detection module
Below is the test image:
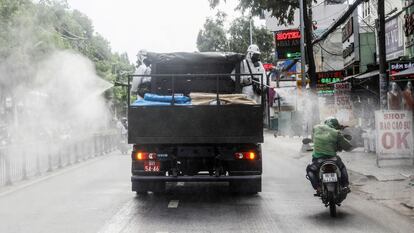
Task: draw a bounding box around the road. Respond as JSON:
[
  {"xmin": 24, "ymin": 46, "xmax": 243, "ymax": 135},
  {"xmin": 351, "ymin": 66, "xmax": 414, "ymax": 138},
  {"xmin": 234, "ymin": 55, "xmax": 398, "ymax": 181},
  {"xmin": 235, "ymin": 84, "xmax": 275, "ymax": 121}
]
[{"xmin": 0, "ymin": 133, "xmax": 413, "ymax": 233}]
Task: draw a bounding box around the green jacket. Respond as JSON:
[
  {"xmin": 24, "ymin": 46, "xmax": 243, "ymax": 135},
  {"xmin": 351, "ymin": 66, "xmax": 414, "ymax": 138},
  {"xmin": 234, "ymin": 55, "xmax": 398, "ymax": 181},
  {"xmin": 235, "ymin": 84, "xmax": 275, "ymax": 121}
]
[{"xmin": 312, "ymin": 124, "xmax": 353, "ymax": 159}]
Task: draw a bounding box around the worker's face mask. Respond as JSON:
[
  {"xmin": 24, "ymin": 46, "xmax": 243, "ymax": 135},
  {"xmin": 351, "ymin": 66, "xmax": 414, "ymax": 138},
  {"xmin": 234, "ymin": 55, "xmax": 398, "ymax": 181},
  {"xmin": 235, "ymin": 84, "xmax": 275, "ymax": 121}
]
[
  {"xmin": 143, "ymin": 58, "xmax": 151, "ymax": 67},
  {"xmin": 251, "ymin": 53, "xmax": 261, "ymax": 67}
]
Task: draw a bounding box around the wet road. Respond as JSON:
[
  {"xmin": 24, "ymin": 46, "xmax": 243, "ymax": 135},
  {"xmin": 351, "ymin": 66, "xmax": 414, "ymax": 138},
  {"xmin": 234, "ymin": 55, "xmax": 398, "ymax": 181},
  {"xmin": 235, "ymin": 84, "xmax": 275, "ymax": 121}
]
[{"xmin": 0, "ymin": 134, "xmax": 413, "ymax": 233}]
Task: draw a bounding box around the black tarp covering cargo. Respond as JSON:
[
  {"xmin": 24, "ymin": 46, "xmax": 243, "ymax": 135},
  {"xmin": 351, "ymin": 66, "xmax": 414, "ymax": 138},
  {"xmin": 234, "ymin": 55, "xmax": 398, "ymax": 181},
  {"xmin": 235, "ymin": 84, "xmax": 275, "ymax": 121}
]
[
  {"xmin": 147, "ymin": 52, "xmax": 245, "ymax": 95},
  {"xmin": 128, "ymin": 52, "xmax": 263, "ymax": 144}
]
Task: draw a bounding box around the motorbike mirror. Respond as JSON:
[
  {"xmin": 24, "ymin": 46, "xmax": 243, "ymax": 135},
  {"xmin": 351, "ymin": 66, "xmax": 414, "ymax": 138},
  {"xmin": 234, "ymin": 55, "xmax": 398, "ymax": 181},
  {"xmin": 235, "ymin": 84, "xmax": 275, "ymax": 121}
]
[
  {"xmin": 344, "ymin": 134, "xmax": 352, "ymax": 141},
  {"xmin": 302, "ymin": 138, "xmax": 312, "ymax": 144}
]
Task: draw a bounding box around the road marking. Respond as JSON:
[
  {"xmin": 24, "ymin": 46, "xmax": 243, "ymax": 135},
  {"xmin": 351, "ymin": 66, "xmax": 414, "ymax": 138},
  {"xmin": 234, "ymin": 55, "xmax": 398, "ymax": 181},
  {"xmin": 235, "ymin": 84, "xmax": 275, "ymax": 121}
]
[
  {"xmin": 177, "ymin": 182, "xmax": 184, "ymax": 186},
  {"xmin": 168, "ymin": 200, "xmax": 179, "ymax": 208}
]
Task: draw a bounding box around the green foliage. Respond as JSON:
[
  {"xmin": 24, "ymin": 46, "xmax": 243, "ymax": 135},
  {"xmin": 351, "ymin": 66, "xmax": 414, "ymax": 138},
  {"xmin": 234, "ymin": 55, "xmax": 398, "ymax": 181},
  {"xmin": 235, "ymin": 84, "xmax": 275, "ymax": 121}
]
[
  {"xmin": 227, "ymin": 17, "xmax": 273, "ymax": 62},
  {"xmin": 209, "ymin": 0, "xmax": 316, "ymax": 25},
  {"xmin": 196, "ymin": 13, "xmax": 274, "ymax": 63},
  {"xmin": 0, "ymin": 0, "xmax": 134, "ymax": 116},
  {"xmin": 197, "ymin": 11, "xmax": 228, "ymax": 52}
]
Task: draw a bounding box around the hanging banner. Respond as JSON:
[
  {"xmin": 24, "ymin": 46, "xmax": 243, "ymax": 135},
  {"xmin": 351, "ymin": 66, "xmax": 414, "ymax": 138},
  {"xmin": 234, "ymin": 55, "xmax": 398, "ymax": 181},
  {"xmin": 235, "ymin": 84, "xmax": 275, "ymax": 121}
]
[
  {"xmin": 385, "ymin": 16, "xmax": 404, "ymax": 61},
  {"xmin": 375, "ymin": 111, "xmax": 413, "ymax": 161}
]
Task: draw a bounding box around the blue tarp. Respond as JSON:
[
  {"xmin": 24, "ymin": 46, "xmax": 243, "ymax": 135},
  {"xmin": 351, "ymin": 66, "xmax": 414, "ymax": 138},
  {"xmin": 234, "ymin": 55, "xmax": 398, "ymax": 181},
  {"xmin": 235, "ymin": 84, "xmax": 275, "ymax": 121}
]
[
  {"xmin": 144, "ymin": 93, "xmax": 190, "ymax": 104},
  {"xmin": 131, "ymin": 93, "xmax": 191, "ymax": 106}
]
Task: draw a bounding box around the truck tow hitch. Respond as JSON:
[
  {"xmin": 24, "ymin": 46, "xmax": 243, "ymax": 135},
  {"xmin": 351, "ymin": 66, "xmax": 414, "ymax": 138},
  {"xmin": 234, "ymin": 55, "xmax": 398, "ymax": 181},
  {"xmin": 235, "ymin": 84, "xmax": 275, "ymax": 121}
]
[{"xmin": 214, "ymin": 155, "xmax": 224, "ymax": 177}]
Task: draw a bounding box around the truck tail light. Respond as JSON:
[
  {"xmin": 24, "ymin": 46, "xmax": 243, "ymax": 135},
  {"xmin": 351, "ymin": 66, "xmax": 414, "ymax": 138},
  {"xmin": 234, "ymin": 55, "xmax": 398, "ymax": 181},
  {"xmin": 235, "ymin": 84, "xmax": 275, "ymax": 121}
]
[
  {"xmin": 234, "ymin": 152, "xmax": 257, "ymax": 160},
  {"xmin": 134, "ymin": 152, "xmax": 157, "ymax": 160}
]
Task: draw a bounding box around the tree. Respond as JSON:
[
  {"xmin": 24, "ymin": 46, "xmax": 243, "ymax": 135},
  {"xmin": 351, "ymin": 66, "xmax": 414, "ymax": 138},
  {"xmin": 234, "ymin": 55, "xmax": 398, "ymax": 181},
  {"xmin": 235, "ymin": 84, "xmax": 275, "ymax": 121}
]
[
  {"xmin": 0, "ymin": 0, "xmax": 135, "ymax": 118},
  {"xmin": 196, "ymin": 13, "xmax": 274, "ymax": 63},
  {"xmin": 227, "ymin": 17, "xmax": 273, "ymax": 62},
  {"xmin": 209, "ymin": 0, "xmax": 315, "ymax": 25},
  {"xmin": 197, "ymin": 11, "xmax": 228, "ymax": 52}
]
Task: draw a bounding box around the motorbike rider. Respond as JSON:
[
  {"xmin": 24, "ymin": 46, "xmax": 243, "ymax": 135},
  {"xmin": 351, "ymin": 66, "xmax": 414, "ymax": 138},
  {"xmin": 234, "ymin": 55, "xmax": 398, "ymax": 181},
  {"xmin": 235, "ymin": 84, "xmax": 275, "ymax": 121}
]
[
  {"xmin": 306, "ymin": 117, "xmax": 353, "ymax": 195},
  {"xmin": 131, "ymin": 49, "xmax": 152, "ymax": 100},
  {"xmin": 232, "ymin": 44, "xmax": 266, "ymax": 104}
]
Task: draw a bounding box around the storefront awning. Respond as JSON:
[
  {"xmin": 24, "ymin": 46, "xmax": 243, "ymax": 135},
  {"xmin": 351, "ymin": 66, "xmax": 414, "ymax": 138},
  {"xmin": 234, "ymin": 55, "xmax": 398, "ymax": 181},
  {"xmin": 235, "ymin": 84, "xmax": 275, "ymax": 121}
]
[
  {"xmin": 391, "ymin": 67, "xmax": 414, "ymax": 77},
  {"xmin": 343, "ymin": 74, "xmax": 357, "ymax": 81},
  {"xmin": 354, "ymin": 70, "xmax": 379, "ymax": 79}
]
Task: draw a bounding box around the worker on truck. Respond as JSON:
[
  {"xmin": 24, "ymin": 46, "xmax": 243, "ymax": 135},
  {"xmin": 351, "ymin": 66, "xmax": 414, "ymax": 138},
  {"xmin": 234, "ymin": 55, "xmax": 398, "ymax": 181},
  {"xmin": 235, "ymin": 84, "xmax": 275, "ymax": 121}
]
[
  {"xmin": 131, "ymin": 49, "xmax": 151, "ymax": 100},
  {"xmin": 232, "ymin": 44, "xmax": 266, "ymax": 103}
]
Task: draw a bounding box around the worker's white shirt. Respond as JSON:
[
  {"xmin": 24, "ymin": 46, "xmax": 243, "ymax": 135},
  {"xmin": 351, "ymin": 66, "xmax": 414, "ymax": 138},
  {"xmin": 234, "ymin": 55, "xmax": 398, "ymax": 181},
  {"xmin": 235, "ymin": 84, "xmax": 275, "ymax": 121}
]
[
  {"xmin": 232, "ymin": 59, "xmax": 266, "ymax": 104},
  {"xmin": 131, "ymin": 64, "xmax": 151, "ymax": 100}
]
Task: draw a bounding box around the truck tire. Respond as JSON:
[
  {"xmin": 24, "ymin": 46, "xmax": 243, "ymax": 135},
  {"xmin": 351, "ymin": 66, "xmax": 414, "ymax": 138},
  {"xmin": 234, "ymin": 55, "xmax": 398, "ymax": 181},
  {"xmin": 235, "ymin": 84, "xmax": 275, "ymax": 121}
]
[{"xmin": 229, "ymin": 177, "xmax": 261, "ymax": 194}]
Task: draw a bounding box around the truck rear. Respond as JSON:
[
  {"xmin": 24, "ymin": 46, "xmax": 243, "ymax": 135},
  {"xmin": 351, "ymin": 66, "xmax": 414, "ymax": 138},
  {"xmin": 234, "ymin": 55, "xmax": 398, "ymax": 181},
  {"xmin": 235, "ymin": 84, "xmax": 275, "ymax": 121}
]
[{"xmin": 128, "ymin": 52, "xmax": 264, "ymax": 194}]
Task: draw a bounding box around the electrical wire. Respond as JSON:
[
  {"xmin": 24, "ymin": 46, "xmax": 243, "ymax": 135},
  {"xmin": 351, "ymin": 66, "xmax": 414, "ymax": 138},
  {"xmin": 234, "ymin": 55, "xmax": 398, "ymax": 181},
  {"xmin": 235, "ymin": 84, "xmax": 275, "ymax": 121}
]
[{"xmin": 318, "ymin": 43, "xmax": 343, "ymax": 56}]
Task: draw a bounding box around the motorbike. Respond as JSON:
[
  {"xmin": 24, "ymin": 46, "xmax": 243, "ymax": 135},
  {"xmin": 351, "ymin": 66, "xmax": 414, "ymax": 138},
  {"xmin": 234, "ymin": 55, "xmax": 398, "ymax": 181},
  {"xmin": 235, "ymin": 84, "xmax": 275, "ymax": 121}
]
[
  {"xmin": 302, "ymin": 137, "xmax": 350, "ymax": 217},
  {"xmin": 118, "ymin": 134, "xmax": 129, "ymax": 155}
]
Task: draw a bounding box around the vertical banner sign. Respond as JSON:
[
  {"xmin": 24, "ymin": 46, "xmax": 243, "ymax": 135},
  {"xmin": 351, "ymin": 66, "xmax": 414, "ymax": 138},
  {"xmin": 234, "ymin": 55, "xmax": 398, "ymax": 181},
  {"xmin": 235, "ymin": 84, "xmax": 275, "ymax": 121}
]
[
  {"xmin": 375, "ymin": 111, "xmax": 413, "ymax": 162},
  {"xmin": 385, "ymin": 16, "xmax": 404, "ymax": 61}
]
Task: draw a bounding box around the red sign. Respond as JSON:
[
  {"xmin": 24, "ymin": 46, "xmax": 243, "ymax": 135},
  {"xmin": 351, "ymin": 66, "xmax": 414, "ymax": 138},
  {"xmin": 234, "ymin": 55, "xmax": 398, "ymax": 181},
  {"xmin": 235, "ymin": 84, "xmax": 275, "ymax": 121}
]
[
  {"xmin": 275, "ymin": 29, "xmax": 301, "ymax": 60},
  {"xmin": 276, "ymin": 30, "xmax": 301, "ymax": 41},
  {"xmin": 263, "ymin": 63, "xmax": 274, "ymax": 72}
]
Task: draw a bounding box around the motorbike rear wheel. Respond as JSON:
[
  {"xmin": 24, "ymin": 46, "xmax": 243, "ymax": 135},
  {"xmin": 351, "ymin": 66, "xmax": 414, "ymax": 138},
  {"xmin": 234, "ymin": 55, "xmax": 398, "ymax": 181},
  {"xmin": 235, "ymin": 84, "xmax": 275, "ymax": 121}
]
[{"xmin": 329, "ymin": 200, "xmax": 337, "ymax": 217}]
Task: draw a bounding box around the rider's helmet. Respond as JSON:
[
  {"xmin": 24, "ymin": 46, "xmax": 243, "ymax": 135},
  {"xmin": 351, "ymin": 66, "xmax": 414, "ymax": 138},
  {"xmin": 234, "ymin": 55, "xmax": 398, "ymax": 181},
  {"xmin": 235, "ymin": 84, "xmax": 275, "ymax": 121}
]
[{"xmin": 324, "ymin": 117, "xmax": 342, "ymax": 130}]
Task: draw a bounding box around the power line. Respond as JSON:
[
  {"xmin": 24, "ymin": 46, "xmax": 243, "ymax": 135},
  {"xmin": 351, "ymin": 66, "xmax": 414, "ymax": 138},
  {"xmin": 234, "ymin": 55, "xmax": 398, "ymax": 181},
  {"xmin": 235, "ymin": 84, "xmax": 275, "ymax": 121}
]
[{"xmin": 318, "ymin": 43, "xmax": 343, "ymax": 56}]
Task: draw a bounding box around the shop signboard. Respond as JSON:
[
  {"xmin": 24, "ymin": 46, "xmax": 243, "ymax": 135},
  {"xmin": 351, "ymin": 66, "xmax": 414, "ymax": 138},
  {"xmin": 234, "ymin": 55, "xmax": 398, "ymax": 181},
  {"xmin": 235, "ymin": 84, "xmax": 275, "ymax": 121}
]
[
  {"xmin": 404, "ymin": 7, "xmax": 414, "ymax": 48},
  {"xmin": 334, "ymin": 82, "xmax": 353, "ymax": 124},
  {"xmin": 385, "ymin": 16, "xmax": 404, "ymax": 61},
  {"xmin": 375, "ymin": 110, "xmax": 413, "ymax": 165},
  {"xmin": 389, "ymin": 60, "xmax": 414, "ymax": 81},
  {"xmin": 316, "ymin": 70, "xmax": 344, "ymax": 96},
  {"xmin": 275, "ymin": 29, "xmax": 301, "ymax": 60},
  {"xmin": 342, "ymin": 11, "xmax": 360, "ymax": 68}
]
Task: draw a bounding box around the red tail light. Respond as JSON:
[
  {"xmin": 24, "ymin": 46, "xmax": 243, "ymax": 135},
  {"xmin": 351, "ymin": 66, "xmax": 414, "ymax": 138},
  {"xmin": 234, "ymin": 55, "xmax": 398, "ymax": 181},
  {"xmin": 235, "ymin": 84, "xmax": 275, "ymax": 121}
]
[
  {"xmin": 234, "ymin": 152, "xmax": 257, "ymax": 160},
  {"xmin": 134, "ymin": 152, "xmax": 157, "ymax": 160}
]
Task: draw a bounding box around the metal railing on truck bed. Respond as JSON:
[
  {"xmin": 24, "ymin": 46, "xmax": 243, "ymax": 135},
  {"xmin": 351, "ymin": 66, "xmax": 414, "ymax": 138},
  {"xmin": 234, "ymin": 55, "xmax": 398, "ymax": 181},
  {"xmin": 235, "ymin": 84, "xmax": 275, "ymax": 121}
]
[{"xmin": 127, "ymin": 73, "xmax": 265, "ymax": 144}]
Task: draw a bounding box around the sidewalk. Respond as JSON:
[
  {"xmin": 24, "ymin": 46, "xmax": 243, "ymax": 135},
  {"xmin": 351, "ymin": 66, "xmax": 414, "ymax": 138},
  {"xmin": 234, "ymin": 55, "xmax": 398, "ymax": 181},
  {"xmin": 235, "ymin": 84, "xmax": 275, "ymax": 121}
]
[{"xmin": 341, "ymin": 148, "xmax": 414, "ymax": 217}]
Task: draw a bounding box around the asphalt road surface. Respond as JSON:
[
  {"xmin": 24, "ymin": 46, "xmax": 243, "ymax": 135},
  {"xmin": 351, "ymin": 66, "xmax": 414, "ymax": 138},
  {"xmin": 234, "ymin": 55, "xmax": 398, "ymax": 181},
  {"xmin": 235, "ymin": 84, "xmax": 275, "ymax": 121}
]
[{"xmin": 0, "ymin": 134, "xmax": 413, "ymax": 233}]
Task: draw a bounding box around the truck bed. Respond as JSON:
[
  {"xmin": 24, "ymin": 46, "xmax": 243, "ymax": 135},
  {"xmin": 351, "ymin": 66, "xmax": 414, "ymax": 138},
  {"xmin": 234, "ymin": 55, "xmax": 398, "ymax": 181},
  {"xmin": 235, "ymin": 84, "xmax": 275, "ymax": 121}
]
[{"xmin": 128, "ymin": 105, "xmax": 263, "ymax": 144}]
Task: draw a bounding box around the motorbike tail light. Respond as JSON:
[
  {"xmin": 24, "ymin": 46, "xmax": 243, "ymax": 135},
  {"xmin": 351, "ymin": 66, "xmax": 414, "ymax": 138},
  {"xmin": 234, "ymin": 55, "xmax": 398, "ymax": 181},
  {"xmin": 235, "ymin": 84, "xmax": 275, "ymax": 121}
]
[
  {"xmin": 134, "ymin": 152, "xmax": 157, "ymax": 161},
  {"xmin": 234, "ymin": 152, "xmax": 257, "ymax": 160},
  {"xmin": 321, "ymin": 164, "xmax": 337, "ymax": 172}
]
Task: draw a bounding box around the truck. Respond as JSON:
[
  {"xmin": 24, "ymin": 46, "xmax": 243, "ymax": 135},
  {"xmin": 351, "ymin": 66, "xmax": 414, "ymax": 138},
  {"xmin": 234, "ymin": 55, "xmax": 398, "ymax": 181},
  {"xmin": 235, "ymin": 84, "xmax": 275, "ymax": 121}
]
[{"xmin": 128, "ymin": 52, "xmax": 264, "ymax": 194}]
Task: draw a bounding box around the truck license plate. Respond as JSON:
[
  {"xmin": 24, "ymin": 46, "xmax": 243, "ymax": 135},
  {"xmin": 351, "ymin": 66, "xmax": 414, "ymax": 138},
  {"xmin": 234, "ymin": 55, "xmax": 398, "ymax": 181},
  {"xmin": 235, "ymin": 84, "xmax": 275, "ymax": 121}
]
[
  {"xmin": 144, "ymin": 161, "xmax": 160, "ymax": 172},
  {"xmin": 322, "ymin": 173, "xmax": 338, "ymax": 183}
]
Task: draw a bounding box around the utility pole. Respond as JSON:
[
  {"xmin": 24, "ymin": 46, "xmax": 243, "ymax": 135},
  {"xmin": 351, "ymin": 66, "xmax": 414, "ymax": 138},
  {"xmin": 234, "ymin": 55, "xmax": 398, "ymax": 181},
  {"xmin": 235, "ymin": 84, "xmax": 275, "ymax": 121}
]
[
  {"xmin": 303, "ymin": 0, "xmax": 317, "ymax": 89},
  {"xmin": 249, "ymin": 17, "xmax": 253, "ymax": 45},
  {"xmin": 378, "ymin": 0, "xmax": 388, "ymax": 109},
  {"xmin": 299, "ymin": 0, "xmax": 306, "ymax": 88},
  {"xmin": 301, "ymin": 0, "xmax": 319, "ymax": 131}
]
